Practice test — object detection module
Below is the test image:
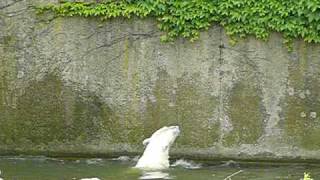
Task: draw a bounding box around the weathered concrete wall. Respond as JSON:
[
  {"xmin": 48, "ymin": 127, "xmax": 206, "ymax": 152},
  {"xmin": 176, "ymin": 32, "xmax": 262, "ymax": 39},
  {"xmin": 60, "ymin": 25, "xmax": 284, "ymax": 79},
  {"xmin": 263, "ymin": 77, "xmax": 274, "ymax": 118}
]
[{"xmin": 1, "ymin": 0, "xmax": 320, "ymax": 161}]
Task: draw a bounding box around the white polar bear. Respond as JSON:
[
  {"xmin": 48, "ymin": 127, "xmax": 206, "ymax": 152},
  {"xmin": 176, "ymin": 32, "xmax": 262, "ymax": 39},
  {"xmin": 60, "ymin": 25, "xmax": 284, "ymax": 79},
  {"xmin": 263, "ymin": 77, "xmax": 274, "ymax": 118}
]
[{"xmin": 135, "ymin": 126, "xmax": 180, "ymax": 170}]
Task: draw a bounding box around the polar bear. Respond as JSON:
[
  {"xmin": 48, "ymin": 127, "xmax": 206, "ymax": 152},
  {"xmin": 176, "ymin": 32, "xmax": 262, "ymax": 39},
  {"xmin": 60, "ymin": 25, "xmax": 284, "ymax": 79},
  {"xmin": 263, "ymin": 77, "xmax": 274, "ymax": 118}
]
[{"xmin": 135, "ymin": 126, "xmax": 180, "ymax": 170}]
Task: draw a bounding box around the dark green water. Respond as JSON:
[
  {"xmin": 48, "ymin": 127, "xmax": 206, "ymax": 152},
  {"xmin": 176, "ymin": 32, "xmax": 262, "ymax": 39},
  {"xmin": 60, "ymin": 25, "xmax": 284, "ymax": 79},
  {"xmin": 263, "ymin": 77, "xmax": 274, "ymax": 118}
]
[{"xmin": 0, "ymin": 156, "xmax": 319, "ymax": 180}]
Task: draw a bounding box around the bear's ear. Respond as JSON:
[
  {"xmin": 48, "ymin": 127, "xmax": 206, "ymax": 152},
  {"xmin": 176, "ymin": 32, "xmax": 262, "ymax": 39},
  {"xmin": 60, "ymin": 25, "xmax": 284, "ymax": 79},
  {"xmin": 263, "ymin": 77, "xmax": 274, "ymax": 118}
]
[{"xmin": 142, "ymin": 138, "xmax": 151, "ymax": 146}]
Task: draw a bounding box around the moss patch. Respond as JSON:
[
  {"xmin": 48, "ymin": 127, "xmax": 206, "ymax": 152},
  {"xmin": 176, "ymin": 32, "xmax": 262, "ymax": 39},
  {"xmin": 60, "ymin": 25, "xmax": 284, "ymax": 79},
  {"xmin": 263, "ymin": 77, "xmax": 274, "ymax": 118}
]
[
  {"xmin": 223, "ymin": 80, "xmax": 265, "ymax": 146},
  {"xmin": 0, "ymin": 74, "xmax": 126, "ymax": 149},
  {"xmin": 143, "ymin": 70, "xmax": 178, "ymax": 137},
  {"xmin": 143, "ymin": 71, "xmax": 220, "ymax": 148},
  {"xmin": 175, "ymin": 74, "xmax": 219, "ymax": 148},
  {"xmin": 0, "ymin": 35, "xmax": 17, "ymax": 145},
  {"xmin": 284, "ymin": 43, "xmax": 320, "ymax": 150}
]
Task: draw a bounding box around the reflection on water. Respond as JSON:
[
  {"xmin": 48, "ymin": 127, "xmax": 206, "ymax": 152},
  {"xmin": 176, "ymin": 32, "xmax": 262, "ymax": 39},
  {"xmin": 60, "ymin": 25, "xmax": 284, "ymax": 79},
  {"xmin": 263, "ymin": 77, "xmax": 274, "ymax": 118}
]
[
  {"xmin": 80, "ymin": 178, "xmax": 101, "ymax": 180},
  {"xmin": 139, "ymin": 171, "xmax": 172, "ymax": 179},
  {"xmin": 0, "ymin": 156, "xmax": 319, "ymax": 180}
]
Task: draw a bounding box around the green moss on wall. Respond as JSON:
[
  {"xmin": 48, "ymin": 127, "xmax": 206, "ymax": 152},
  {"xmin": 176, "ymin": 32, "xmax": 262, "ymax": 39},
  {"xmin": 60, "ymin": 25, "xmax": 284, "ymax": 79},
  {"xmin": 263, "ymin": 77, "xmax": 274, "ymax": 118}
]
[
  {"xmin": 0, "ymin": 35, "xmax": 17, "ymax": 145},
  {"xmin": 126, "ymin": 82, "xmax": 145, "ymax": 145},
  {"xmin": 223, "ymin": 81, "xmax": 265, "ymax": 146},
  {"xmin": 99, "ymin": 101, "xmax": 126, "ymax": 144},
  {"xmin": 143, "ymin": 71, "xmax": 219, "ymax": 148},
  {"xmin": 143, "ymin": 70, "xmax": 178, "ymax": 137},
  {"xmin": 0, "ymin": 72, "xmax": 11, "ymax": 144},
  {"xmin": 284, "ymin": 43, "xmax": 320, "ymax": 150},
  {"xmin": 175, "ymin": 74, "xmax": 219, "ymax": 148},
  {"xmin": 9, "ymin": 74, "xmax": 66, "ymax": 145},
  {"xmin": 0, "ymin": 74, "xmax": 127, "ymax": 149}
]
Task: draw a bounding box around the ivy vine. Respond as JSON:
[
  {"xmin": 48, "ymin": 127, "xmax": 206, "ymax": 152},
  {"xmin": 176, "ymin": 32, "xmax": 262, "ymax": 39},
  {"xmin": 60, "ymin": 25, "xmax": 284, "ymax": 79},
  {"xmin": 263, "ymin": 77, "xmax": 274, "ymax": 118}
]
[{"xmin": 38, "ymin": 0, "xmax": 320, "ymax": 45}]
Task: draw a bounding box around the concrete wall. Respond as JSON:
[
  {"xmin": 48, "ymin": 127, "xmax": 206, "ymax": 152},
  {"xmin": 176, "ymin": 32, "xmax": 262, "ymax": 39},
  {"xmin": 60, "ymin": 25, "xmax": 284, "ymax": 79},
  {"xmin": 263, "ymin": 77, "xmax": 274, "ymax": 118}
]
[{"xmin": 1, "ymin": 0, "xmax": 320, "ymax": 161}]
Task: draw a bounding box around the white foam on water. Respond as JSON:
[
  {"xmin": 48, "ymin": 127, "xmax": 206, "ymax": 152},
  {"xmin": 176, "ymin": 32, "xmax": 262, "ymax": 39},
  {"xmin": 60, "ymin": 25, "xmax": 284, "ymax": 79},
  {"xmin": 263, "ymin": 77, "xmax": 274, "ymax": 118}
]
[
  {"xmin": 80, "ymin": 178, "xmax": 100, "ymax": 180},
  {"xmin": 111, "ymin": 156, "xmax": 131, "ymax": 161},
  {"xmin": 2, "ymin": 156, "xmax": 64, "ymax": 163},
  {"xmin": 220, "ymin": 160, "xmax": 239, "ymax": 167},
  {"xmin": 171, "ymin": 159, "xmax": 202, "ymax": 169},
  {"xmin": 85, "ymin": 158, "xmax": 103, "ymax": 165}
]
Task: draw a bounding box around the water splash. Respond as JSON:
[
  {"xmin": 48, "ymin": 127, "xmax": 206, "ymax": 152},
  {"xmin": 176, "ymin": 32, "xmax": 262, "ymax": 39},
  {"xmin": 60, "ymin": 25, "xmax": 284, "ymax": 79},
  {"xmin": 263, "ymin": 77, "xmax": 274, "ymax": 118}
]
[
  {"xmin": 220, "ymin": 160, "xmax": 239, "ymax": 168},
  {"xmin": 85, "ymin": 158, "xmax": 103, "ymax": 165},
  {"xmin": 171, "ymin": 159, "xmax": 202, "ymax": 169},
  {"xmin": 111, "ymin": 156, "xmax": 131, "ymax": 161}
]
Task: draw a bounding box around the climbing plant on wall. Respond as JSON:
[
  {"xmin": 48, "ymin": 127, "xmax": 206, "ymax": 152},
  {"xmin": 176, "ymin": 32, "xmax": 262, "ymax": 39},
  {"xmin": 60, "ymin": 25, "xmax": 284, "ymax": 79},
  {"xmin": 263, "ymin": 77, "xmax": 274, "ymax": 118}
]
[{"xmin": 38, "ymin": 0, "xmax": 320, "ymax": 45}]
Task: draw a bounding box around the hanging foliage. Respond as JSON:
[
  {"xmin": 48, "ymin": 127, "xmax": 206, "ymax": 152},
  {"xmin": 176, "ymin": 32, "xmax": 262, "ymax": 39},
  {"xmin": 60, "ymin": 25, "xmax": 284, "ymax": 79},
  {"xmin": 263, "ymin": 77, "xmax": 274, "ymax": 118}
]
[{"xmin": 37, "ymin": 0, "xmax": 320, "ymax": 45}]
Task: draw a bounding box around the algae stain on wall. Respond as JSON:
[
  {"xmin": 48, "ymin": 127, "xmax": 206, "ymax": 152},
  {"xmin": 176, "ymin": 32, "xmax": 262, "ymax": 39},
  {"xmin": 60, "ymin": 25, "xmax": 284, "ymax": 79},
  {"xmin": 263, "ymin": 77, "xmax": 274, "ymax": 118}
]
[
  {"xmin": 175, "ymin": 74, "xmax": 220, "ymax": 148},
  {"xmin": 120, "ymin": 36, "xmax": 145, "ymax": 145},
  {"xmin": 0, "ymin": 35, "xmax": 18, "ymax": 145},
  {"xmin": 0, "ymin": 81, "xmax": 13, "ymax": 145},
  {"xmin": 284, "ymin": 43, "xmax": 320, "ymax": 150},
  {"xmin": 143, "ymin": 70, "xmax": 220, "ymax": 148},
  {"xmin": 0, "ymin": 74, "xmax": 126, "ymax": 148},
  {"xmin": 223, "ymin": 81, "xmax": 265, "ymax": 146},
  {"xmin": 143, "ymin": 69, "xmax": 177, "ymax": 137},
  {"xmin": 122, "ymin": 37, "xmax": 130, "ymax": 77},
  {"xmin": 12, "ymin": 74, "xmax": 66, "ymax": 145}
]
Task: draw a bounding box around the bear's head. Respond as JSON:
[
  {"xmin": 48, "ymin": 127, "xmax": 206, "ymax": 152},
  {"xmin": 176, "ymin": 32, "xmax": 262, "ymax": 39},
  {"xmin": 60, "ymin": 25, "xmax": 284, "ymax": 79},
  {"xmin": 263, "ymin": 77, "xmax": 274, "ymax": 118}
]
[{"xmin": 135, "ymin": 126, "xmax": 180, "ymax": 170}]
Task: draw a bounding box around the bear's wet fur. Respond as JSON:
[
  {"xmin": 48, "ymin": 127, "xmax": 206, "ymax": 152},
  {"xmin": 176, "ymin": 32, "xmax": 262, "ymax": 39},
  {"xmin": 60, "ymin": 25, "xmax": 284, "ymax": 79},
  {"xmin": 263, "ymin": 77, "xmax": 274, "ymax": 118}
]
[{"xmin": 135, "ymin": 126, "xmax": 180, "ymax": 170}]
